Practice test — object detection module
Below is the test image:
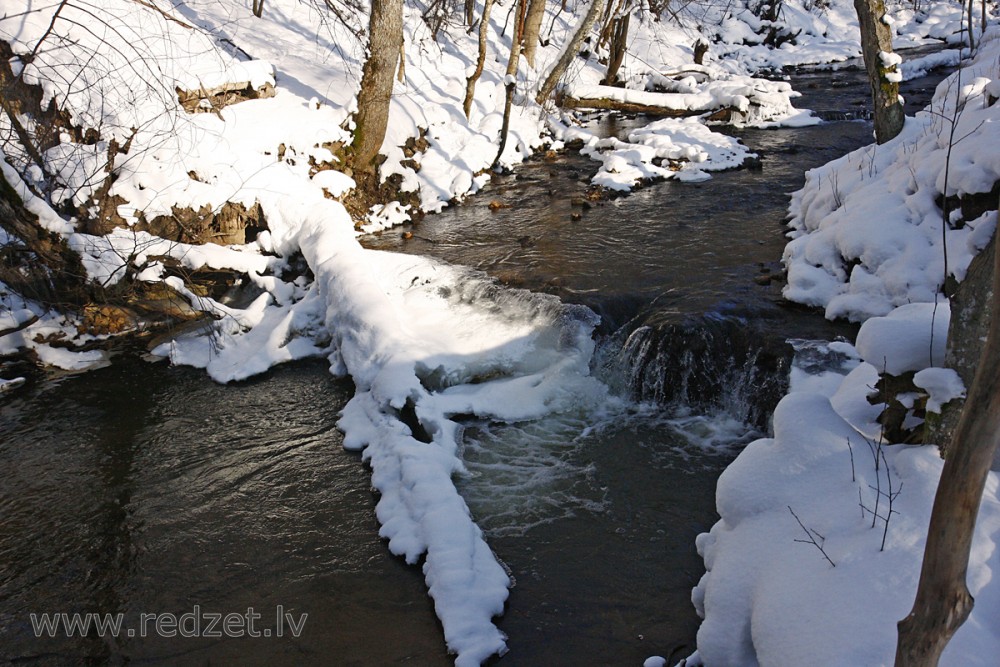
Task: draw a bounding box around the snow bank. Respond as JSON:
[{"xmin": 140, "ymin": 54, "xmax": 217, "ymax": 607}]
[
  {"xmin": 692, "ymin": 337, "xmax": 1000, "ymax": 666},
  {"xmin": 693, "ymin": 21, "xmax": 1000, "ymax": 667},
  {"xmin": 580, "ymin": 117, "xmax": 755, "ymax": 189},
  {"xmin": 785, "ymin": 28, "xmax": 1000, "ymax": 321}
]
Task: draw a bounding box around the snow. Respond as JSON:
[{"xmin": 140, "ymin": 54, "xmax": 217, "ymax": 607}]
[
  {"xmin": 2, "ymin": 0, "xmax": 999, "ymax": 664},
  {"xmin": 785, "ymin": 28, "xmax": 1000, "ymax": 321},
  {"xmin": 692, "ymin": 376, "xmax": 1000, "ymax": 666},
  {"xmin": 913, "ymin": 366, "xmax": 966, "ymax": 412},
  {"xmin": 578, "ymin": 117, "xmax": 756, "ymax": 190},
  {"xmin": 691, "ymin": 22, "xmax": 1000, "ymax": 667},
  {"xmin": 854, "ymin": 301, "xmax": 950, "ymax": 374},
  {"xmin": 901, "ymin": 48, "xmax": 963, "ymax": 80}
]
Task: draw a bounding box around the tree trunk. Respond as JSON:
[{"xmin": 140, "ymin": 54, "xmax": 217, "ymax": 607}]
[
  {"xmin": 350, "ymin": 0, "xmax": 403, "ymax": 175},
  {"xmin": 535, "ymin": 0, "xmax": 606, "ymax": 105},
  {"xmin": 597, "ymin": 0, "xmax": 624, "ymax": 48},
  {"xmin": 853, "ymin": 0, "xmax": 904, "ymax": 144},
  {"xmin": 0, "ymin": 168, "xmax": 90, "ymax": 304},
  {"xmin": 895, "ymin": 221, "xmax": 1000, "ymax": 666},
  {"xmin": 602, "ymin": 14, "xmax": 629, "ymax": 85},
  {"xmin": 966, "ymin": 0, "xmax": 976, "ymax": 50},
  {"xmin": 465, "ymin": 0, "xmax": 475, "ymax": 27},
  {"xmin": 464, "ymin": 0, "xmax": 495, "ymax": 118},
  {"xmin": 494, "ymin": 0, "xmax": 527, "ymax": 168},
  {"xmin": 522, "ymin": 0, "xmax": 547, "ymax": 68},
  {"xmin": 559, "ymin": 94, "xmax": 707, "ymax": 116}
]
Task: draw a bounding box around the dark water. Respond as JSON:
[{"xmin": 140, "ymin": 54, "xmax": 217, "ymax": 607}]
[
  {"xmin": 0, "ymin": 359, "xmax": 450, "ymax": 665},
  {"xmin": 1, "ymin": 66, "xmax": 950, "ymax": 666}
]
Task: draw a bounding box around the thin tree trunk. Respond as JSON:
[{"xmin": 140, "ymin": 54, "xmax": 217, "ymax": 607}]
[
  {"xmin": 967, "ymin": 0, "xmax": 975, "ymax": 50},
  {"xmin": 464, "ymin": 0, "xmax": 495, "ymax": 118},
  {"xmin": 350, "ymin": 0, "xmax": 403, "ymax": 175},
  {"xmin": 853, "ymin": 0, "xmax": 904, "ymax": 144},
  {"xmin": 597, "ymin": 0, "xmax": 625, "ymax": 49},
  {"xmin": 522, "ymin": 0, "xmax": 547, "ymax": 69},
  {"xmin": 602, "ymin": 14, "xmax": 629, "ymax": 85},
  {"xmin": 494, "ymin": 0, "xmax": 527, "ymax": 168},
  {"xmin": 535, "ymin": 0, "xmax": 606, "ymax": 106},
  {"xmin": 895, "ymin": 220, "xmax": 1000, "ymax": 666},
  {"xmin": 465, "ymin": 0, "xmax": 475, "ymax": 27}
]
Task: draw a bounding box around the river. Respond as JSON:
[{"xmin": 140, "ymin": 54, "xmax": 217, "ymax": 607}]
[{"xmin": 0, "ymin": 65, "xmax": 947, "ymax": 665}]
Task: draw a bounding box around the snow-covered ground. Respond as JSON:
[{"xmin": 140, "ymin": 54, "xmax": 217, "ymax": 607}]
[
  {"xmin": 1, "ymin": 0, "xmax": 997, "ymax": 664},
  {"xmin": 785, "ymin": 29, "xmax": 1000, "ymax": 321},
  {"xmin": 687, "ymin": 25, "xmax": 1000, "ymax": 667}
]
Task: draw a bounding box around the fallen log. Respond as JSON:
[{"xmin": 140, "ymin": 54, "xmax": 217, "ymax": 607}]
[{"xmin": 559, "ymin": 95, "xmax": 701, "ymax": 116}]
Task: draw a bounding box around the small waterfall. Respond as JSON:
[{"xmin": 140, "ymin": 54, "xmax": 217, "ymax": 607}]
[{"xmin": 597, "ymin": 309, "xmax": 794, "ymax": 429}]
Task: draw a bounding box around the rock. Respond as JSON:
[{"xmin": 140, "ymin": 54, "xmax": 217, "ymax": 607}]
[{"xmin": 488, "ymin": 200, "xmax": 511, "ymax": 211}]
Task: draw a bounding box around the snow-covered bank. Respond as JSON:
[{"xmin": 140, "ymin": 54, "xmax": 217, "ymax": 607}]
[
  {"xmin": 784, "ymin": 28, "xmax": 1000, "ymax": 322},
  {"xmin": 691, "ymin": 311, "xmax": 1000, "ymax": 665},
  {"xmin": 690, "ymin": 25, "xmax": 1000, "ymax": 667}
]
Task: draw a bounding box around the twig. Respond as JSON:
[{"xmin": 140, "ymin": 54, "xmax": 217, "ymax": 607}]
[
  {"xmin": 131, "ymin": 0, "xmax": 195, "ymax": 29},
  {"xmin": 847, "ymin": 437, "xmax": 856, "ymax": 482},
  {"xmin": 788, "ymin": 505, "xmax": 836, "ymax": 567}
]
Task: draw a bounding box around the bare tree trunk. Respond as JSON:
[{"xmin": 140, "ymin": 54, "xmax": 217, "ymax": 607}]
[
  {"xmin": 597, "ymin": 0, "xmax": 625, "ymax": 49},
  {"xmin": 522, "ymin": 0, "xmax": 547, "ymax": 68},
  {"xmin": 854, "ymin": 0, "xmax": 904, "ymax": 144},
  {"xmin": 494, "ymin": 0, "xmax": 527, "ymax": 168},
  {"xmin": 465, "ymin": 0, "xmax": 475, "ymax": 27},
  {"xmin": 602, "ymin": 13, "xmax": 629, "ymax": 85},
  {"xmin": 0, "ymin": 169, "xmax": 90, "ymax": 304},
  {"xmin": 535, "ymin": 0, "xmax": 606, "ymax": 105},
  {"xmin": 895, "ymin": 221, "xmax": 1000, "ymax": 666},
  {"xmin": 350, "ymin": 0, "xmax": 403, "ymax": 175},
  {"xmin": 967, "ymin": 0, "xmax": 975, "ymax": 50},
  {"xmin": 464, "ymin": 0, "xmax": 495, "ymax": 118}
]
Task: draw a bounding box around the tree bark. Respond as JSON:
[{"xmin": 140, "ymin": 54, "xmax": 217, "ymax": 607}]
[
  {"xmin": 853, "ymin": 0, "xmax": 904, "ymax": 144},
  {"xmin": 464, "ymin": 0, "xmax": 495, "ymax": 118},
  {"xmin": 0, "ymin": 168, "xmax": 90, "ymax": 304},
  {"xmin": 350, "ymin": 0, "xmax": 403, "ymax": 175},
  {"xmin": 895, "ymin": 222, "xmax": 1000, "ymax": 666},
  {"xmin": 535, "ymin": 0, "xmax": 606, "ymax": 105},
  {"xmin": 493, "ymin": 0, "xmax": 527, "ymax": 168},
  {"xmin": 560, "ymin": 94, "xmax": 707, "ymax": 116},
  {"xmin": 522, "ymin": 0, "xmax": 547, "ymax": 69},
  {"xmin": 602, "ymin": 14, "xmax": 629, "ymax": 85},
  {"xmin": 967, "ymin": 0, "xmax": 975, "ymax": 50}
]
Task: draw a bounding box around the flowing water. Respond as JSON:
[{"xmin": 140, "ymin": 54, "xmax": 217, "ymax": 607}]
[{"xmin": 0, "ymin": 66, "xmax": 948, "ymax": 665}]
